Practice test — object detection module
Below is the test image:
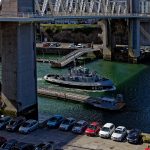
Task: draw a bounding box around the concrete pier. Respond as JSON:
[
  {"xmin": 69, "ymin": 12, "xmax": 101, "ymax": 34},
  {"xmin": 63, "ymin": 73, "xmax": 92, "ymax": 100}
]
[{"xmin": 0, "ymin": 0, "xmax": 38, "ymax": 119}]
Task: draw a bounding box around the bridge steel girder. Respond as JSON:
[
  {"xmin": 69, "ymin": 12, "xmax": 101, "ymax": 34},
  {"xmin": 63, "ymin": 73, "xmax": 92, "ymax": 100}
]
[{"xmin": 0, "ymin": 0, "xmax": 38, "ymax": 119}]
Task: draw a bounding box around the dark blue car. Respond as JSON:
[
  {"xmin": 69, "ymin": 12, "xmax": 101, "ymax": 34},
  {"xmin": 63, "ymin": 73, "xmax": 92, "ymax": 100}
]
[
  {"xmin": 126, "ymin": 129, "xmax": 142, "ymax": 144},
  {"xmin": 47, "ymin": 115, "xmax": 64, "ymax": 128}
]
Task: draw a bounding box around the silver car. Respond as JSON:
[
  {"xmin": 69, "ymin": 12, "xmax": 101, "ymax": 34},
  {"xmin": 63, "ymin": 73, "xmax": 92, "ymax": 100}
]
[
  {"xmin": 19, "ymin": 119, "xmax": 39, "ymax": 134},
  {"xmin": 72, "ymin": 120, "xmax": 88, "ymax": 134},
  {"xmin": 59, "ymin": 117, "xmax": 76, "ymax": 131},
  {"xmin": 111, "ymin": 126, "xmax": 127, "ymax": 141}
]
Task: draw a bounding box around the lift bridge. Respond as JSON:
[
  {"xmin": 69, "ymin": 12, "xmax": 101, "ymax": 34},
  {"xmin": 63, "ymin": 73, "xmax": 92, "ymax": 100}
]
[{"xmin": 0, "ymin": 0, "xmax": 150, "ymax": 119}]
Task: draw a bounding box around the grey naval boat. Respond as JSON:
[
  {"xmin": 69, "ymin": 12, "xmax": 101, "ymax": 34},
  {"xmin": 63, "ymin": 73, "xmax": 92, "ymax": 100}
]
[{"xmin": 44, "ymin": 66, "xmax": 116, "ymax": 91}]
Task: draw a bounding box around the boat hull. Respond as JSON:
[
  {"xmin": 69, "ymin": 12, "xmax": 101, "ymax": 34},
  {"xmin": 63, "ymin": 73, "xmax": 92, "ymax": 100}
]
[
  {"xmin": 85, "ymin": 97, "xmax": 126, "ymax": 110},
  {"xmin": 44, "ymin": 75, "xmax": 116, "ymax": 92}
]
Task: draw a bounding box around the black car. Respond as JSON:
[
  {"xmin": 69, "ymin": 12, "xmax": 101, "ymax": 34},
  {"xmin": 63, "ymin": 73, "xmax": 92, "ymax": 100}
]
[
  {"xmin": 1, "ymin": 139, "xmax": 17, "ymax": 150},
  {"xmin": 0, "ymin": 116, "xmax": 11, "ymax": 130},
  {"xmin": 0, "ymin": 136, "xmax": 7, "ymax": 146},
  {"xmin": 34, "ymin": 141, "xmax": 54, "ymax": 150},
  {"xmin": 11, "ymin": 142, "xmax": 35, "ymax": 150},
  {"xmin": 6, "ymin": 117, "xmax": 26, "ymax": 132},
  {"xmin": 126, "ymin": 129, "xmax": 142, "ymax": 144}
]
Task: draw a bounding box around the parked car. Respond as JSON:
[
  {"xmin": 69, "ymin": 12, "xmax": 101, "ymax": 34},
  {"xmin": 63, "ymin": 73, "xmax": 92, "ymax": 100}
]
[
  {"xmin": 1, "ymin": 139, "xmax": 17, "ymax": 150},
  {"xmin": 126, "ymin": 128, "xmax": 142, "ymax": 144},
  {"xmin": 19, "ymin": 119, "xmax": 39, "ymax": 134},
  {"xmin": 0, "ymin": 136, "xmax": 7, "ymax": 146},
  {"xmin": 68, "ymin": 43, "xmax": 77, "ymax": 48},
  {"xmin": 145, "ymin": 145, "xmax": 150, "ymax": 150},
  {"xmin": 99, "ymin": 123, "xmax": 115, "ymax": 138},
  {"xmin": 34, "ymin": 142, "xmax": 54, "ymax": 150},
  {"xmin": 85, "ymin": 122, "xmax": 102, "ymax": 136},
  {"xmin": 6, "ymin": 117, "xmax": 25, "ymax": 132},
  {"xmin": 76, "ymin": 43, "xmax": 85, "ymax": 48},
  {"xmin": 47, "ymin": 115, "xmax": 64, "ymax": 128},
  {"xmin": 11, "ymin": 142, "xmax": 35, "ymax": 150},
  {"xmin": 59, "ymin": 117, "xmax": 76, "ymax": 131},
  {"xmin": 72, "ymin": 120, "xmax": 88, "ymax": 134},
  {"xmin": 111, "ymin": 126, "xmax": 127, "ymax": 142},
  {"xmin": 0, "ymin": 116, "xmax": 11, "ymax": 130},
  {"xmin": 49, "ymin": 42, "xmax": 61, "ymax": 48}
]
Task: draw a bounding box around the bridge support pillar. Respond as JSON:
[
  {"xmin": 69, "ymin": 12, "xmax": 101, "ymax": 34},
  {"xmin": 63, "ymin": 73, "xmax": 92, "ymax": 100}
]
[
  {"xmin": 98, "ymin": 20, "xmax": 112, "ymax": 61},
  {"xmin": 0, "ymin": 23, "xmax": 38, "ymax": 119},
  {"xmin": 128, "ymin": 19, "xmax": 140, "ymax": 63},
  {"xmin": 0, "ymin": 0, "xmax": 38, "ymax": 119}
]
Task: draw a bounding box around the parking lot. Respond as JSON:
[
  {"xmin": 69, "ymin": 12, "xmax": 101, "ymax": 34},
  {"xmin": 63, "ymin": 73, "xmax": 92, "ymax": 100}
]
[{"xmin": 0, "ymin": 128, "xmax": 148, "ymax": 150}]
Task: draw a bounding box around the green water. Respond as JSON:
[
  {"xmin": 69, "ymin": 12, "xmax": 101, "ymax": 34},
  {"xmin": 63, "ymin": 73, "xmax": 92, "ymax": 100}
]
[{"xmin": 37, "ymin": 56, "xmax": 150, "ymax": 132}]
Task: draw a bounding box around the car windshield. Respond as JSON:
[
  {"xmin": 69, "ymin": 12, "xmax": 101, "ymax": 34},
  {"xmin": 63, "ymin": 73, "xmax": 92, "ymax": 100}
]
[
  {"xmin": 9, "ymin": 120, "xmax": 16, "ymax": 125},
  {"xmin": 62, "ymin": 119, "xmax": 69, "ymax": 124},
  {"xmin": 129, "ymin": 129, "xmax": 139, "ymax": 134},
  {"xmin": 88, "ymin": 125, "xmax": 96, "ymax": 130},
  {"xmin": 49, "ymin": 117, "xmax": 58, "ymax": 122},
  {"xmin": 114, "ymin": 130, "xmax": 122, "ymax": 134},
  {"xmin": 22, "ymin": 122, "xmax": 30, "ymax": 127},
  {"xmin": 102, "ymin": 127, "xmax": 110, "ymax": 132},
  {"xmin": 75, "ymin": 123, "xmax": 82, "ymax": 127}
]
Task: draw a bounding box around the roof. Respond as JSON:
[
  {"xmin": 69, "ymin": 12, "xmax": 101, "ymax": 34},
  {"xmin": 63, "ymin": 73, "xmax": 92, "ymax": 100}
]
[
  {"xmin": 103, "ymin": 123, "xmax": 114, "ymax": 128},
  {"xmin": 116, "ymin": 126, "xmax": 126, "ymax": 131},
  {"xmin": 77, "ymin": 120, "xmax": 86, "ymax": 124}
]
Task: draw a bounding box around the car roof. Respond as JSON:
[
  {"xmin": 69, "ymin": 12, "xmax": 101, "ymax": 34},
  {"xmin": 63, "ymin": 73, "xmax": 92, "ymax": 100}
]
[
  {"xmin": 53, "ymin": 114, "xmax": 62, "ymax": 118},
  {"xmin": 103, "ymin": 123, "xmax": 114, "ymax": 128},
  {"xmin": 66, "ymin": 117, "xmax": 75, "ymax": 121},
  {"xmin": 77, "ymin": 120, "xmax": 86, "ymax": 124},
  {"xmin": 90, "ymin": 122, "xmax": 99, "ymax": 126},
  {"xmin": 115, "ymin": 126, "xmax": 126, "ymax": 131},
  {"xmin": 26, "ymin": 119, "xmax": 37, "ymax": 123},
  {"xmin": 15, "ymin": 142, "xmax": 33, "ymax": 147},
  {"xmin": 130, "ymin": 128, "xmax": 140, "ymax": 132},
  {"xmin": 0, "ymin": 115, "xmax": 11, "ymax": 119}
]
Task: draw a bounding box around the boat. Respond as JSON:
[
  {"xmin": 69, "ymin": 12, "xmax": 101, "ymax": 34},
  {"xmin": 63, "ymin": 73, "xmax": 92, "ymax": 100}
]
[
  {"xmin": 85, "ymin": 94, "xmax": 125, "ymax": 110},
  {"xmin": 44, "ymin": 66, "xmax": 116, "ymax": 92}
]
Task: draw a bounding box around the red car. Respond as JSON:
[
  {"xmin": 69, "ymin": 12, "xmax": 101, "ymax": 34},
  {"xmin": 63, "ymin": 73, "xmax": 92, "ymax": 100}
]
[
  {"xmin": 85, "ymin": 122, "xmax": 102, "ymax": 136},
  {"xmin": 0, "ymin": 136, "xmax": 7, "ymax": 146},
  {"xmin": 145, "ymin": 145, "xmax": 150, "ymax": 150}
]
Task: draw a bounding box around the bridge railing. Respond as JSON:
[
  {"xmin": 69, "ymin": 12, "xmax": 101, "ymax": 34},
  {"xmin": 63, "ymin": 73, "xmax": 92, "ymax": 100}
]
[{"xmin": 0, "ymin": 11, "xmax": 150, "ymax": 18}]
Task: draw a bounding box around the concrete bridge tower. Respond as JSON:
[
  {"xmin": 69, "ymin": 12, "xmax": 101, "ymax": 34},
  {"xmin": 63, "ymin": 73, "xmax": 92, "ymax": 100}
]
[
  {"xmin": 0, "ymin": 0, "xmax": 38, "ymax": 119},
  {"xmin": 128, "ymin": 0, "xmax": 141, "ymax": 63}
]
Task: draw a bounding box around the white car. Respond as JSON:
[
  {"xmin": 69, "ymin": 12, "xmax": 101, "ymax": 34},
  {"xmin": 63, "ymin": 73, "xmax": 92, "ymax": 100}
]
[
  {"xmin": 76, "ymin": 43, "xmax": 85, "ymax": 48},
  {"xmin": 111, "ymin": 126, "xmax": 127, "ymax": 142},
  {"xmin": 19, "ymin": 119, "xmax": 39, "ymax": 134},
  {"xmin": 99, "ymin": 123, "xmax": 115, "ymax": 138},
  {"xmin": 59, "ymin": 117, "xmax": 76, "ymax": 131}
]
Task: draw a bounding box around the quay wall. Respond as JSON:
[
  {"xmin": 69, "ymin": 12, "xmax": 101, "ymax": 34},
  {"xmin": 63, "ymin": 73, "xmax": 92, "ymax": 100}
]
[{"xmin": 36, "ymin": 47, "xmax": 76, "ymax": 55}]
